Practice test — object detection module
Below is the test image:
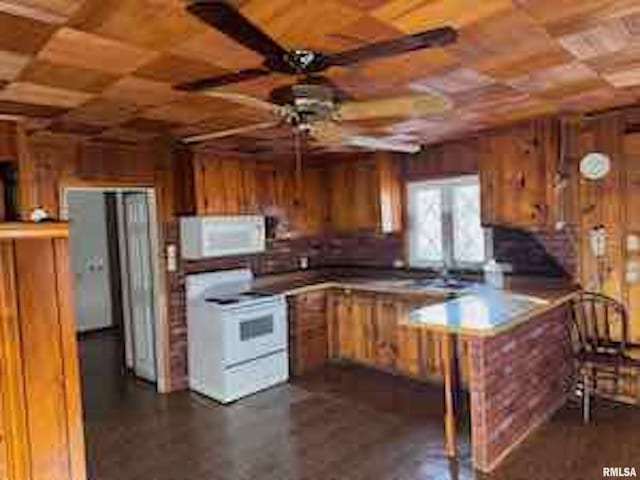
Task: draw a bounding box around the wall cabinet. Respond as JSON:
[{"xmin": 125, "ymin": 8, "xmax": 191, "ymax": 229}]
[
  {"xmin": 327, "ymin": 153, "xmax": 403, "ymax": 234},
  {"xmin": 193, "ymin": 156, "xmax": 328, "ymax": 236},
  {"xmin": 288, "ymin": 290, "xmax": 328, "ymax": 376},
  {"xmin": 0, "ymin": 228, "xmax": 86, "ymax": 480},
  {"xmin": 479, "ymin": 119, "xmax": 557, "ymax": 229}
]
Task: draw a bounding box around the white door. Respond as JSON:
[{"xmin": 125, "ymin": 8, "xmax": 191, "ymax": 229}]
[
  {"xmin": 67, "ymin": 191, "xmax": 113, "ymax": 333},
  {"xmin": 123, "ymin": 192, "xmax": 157, "ymax": 382}
]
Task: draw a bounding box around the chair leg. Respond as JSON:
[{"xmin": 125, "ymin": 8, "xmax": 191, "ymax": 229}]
[{"xmin": 582, "ymin": 370, "xmax": 591, "ymax": 424}]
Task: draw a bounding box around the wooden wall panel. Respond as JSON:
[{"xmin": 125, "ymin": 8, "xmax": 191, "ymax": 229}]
[
  {"xmin": 16, "ymin": 131, "xmax": 175, "ymax": 220},
  {"xmin": 570, "ymin": 114, "xmax": 625, "ymax": 301},
  {"xmin": 479, "ymin": 119, "xmax": 557, "ymax": 229},
  {"xmin": 0, "ymin": 236, "xmax": 86, "ymax": 480},
  {"xmin": 624, "ymin": 133, "xmax": 640, "ymax": 343},
  {"xmin": 53, "ymin": 239, "xmax": 86, "ymax": 480},
  {"xmin": 15, "ymin": 239, "xmax": 72, "ymax": 480},
  {"xmin": 0, "ymin": 242, "xmax": 31, "ymax": 480},
  {"xmin": 0, "ymin": 121, "xmax": 17, "ymax": 161},
  {"xmin": 405, "ymin": 138, "xmax": 479, "ymax": 181}
]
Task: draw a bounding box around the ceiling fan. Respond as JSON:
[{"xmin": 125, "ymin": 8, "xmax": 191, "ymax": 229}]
[{"xmin": 176, "ymin": 0, "xmax": 458, "ymax": 153}]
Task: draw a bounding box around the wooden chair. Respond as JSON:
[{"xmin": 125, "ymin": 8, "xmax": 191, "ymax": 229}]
[{"xmin": 569, "ymin": 292, "xmax": 640, "ymax": 423}]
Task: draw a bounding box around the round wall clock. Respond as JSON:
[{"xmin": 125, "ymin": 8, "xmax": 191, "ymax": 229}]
[{"xmin": 580, "ymin": 152, "xmax": 611, "ymax": 180}]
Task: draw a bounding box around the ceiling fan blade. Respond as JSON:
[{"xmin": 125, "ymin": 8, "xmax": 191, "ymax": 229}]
[
  {"xmin": 182, "ymin": 120, "xmax": 280, "ymax": 144},
  {"xmin": 337, "ymin": 92, "xmax": 452, "ymax": 121},
  {"xmin": 326, "ymin": 26, "xmax": 457, "ymax": 67},
  {"xmin": 309, "ymin": 122, "xmax": 421, "ymax": 154},
  {"xmin": 201, "ymin": 91, "xmax": 289, "ymax": 117},
  {"xmin": 175, "ymin": 68, "xmax": 271, "ymax": 91},
  {"xmin": 186, "ymin": 1, "xmax": 288, "ymax": 61},
  {"xmin": 343, "ymin": 135, "xmax": 421, "ymax": 154}
]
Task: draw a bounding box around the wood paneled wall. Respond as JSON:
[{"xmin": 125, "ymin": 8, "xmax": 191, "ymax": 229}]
[
  {"xmin": 16, "ymin": 131, "xmax": 176, "ymax": 221},
  {"xmin": 0, "ymin": 237, "xmax": 86, "ymax": 480},
  {"xmin": 566, "ymin": 111, "xmax": 640, "ymax": 342},
  {"xmin": 404, "ymin": 107, "xmax": 640, "ymax": 342},
  {"xmin": 0, "ymin": 121, "xmax": 17, "ymax": 160}
]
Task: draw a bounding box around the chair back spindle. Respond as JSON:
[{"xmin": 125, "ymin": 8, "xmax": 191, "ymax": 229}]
[{"xmin": 569, "ymin": 292, "xmax": 628, "ymax": 357}]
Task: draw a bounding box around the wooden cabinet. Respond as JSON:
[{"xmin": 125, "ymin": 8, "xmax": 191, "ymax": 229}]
[
  {"xmin": 328, "ymin": 288, "xmax": 471, "ymax": 385},
  {"xmin": 328, "ymin": 289, "xmax": 411, "ymax": 371},
  {"xmin": 288, "ymin": 290, "xmax": 329, "ymax": 376},
  {"xmin": 0, "ymin": 225, "xmax": 86, "ymax": 480},
  {"xmin": 193, "ymin": 156, "xmax": 328, "ymax": 236},
  {"xmin": 327, "ymin": 153, "xmax": 403, "ymax": 234},
  {"xmin": 479, "ymin": 119, "xmax": 557, "ymax": 229}
]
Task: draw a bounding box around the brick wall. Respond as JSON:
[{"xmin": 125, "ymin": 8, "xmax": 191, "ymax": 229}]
[{"xmin": 466, "ymin": 305, "xmax": 572, "ymax": 472}]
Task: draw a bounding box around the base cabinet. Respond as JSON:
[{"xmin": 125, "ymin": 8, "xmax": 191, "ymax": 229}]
[
  {"xmin": 0, "ymin": 236, "xmax": 86, "ymax": 480},
  {"xmin": 288, "ymin": 290, "xmax": 329, "ymax": 376},
  {"xmin": 328, "ymin": 289, "xmax": 471, "ymax": 385}
]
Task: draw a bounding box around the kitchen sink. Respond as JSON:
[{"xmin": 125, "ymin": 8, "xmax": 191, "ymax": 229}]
[{"xmin": 411, "ymin": 277, "xmax": 478, "ymax": 291}]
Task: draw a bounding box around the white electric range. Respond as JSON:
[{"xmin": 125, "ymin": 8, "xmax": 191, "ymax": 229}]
[{"xmin": 186, "ymin": 269, "xmax": 288, "ymax": 403}]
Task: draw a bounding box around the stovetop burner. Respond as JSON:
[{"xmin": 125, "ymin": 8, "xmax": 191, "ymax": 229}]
[
  {"xmin": 204, "ymin": 291, "xmax": 275, "ymax": 306},
  {"xmin": 205, "ymin": 297, "xmax": 239, "ymax": 305}
]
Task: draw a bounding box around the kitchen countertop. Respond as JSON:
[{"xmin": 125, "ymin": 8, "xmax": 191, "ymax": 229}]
[
  {"xmin": 407, "ymin": 285, "xmax": 577, "ymax": 337},
  {"xmin": 253, "ymin": 268, "xmax": 456, "ymax": 299},
  {"xmin": 253, "ymin": 268, "xmax": 580, "ymax": 337}
]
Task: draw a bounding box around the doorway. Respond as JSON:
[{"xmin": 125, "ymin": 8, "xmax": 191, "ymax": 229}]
[{"xmin": 63, "ymin": 187, "xmax": 164, "ymax": 388}]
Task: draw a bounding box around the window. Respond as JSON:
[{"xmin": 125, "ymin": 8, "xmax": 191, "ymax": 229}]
[{"xmin": 407, "ymin": 175, "xmax": 490, "ymax": 269}]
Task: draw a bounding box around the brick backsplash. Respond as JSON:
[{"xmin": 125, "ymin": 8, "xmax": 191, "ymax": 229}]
[{"xmin": 492, "ymin": 225, "xmax": 577, "ymax": 278}]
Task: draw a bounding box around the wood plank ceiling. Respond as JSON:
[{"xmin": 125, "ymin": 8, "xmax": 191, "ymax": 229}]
[{"xmin": 0, "ymin": 0, "xmax": 638, "ymax": 152}]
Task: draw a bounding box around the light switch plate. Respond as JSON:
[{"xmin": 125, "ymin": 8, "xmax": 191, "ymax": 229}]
[{"xmin": 167, "ymin": 244, "xmax": 178, "ymax": 273}]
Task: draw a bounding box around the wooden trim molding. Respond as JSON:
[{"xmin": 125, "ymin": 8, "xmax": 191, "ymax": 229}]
[{"xmin": 0, "ymin": 222, "xmax": 69, "ymax": 239}]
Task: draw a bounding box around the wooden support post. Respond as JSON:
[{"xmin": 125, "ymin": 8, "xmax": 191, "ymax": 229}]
[{"xmin": 442, "ymin": 331, "xmax": 458, "ymax": 457}]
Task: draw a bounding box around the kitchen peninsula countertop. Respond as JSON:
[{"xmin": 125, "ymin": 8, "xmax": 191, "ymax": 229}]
[{"xmin": 406, "ymin": 284, "xmax": 578, "ymax": 337}]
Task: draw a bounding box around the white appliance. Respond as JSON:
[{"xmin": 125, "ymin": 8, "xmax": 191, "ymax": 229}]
[
  {"xmin": 186, "ymin": 269, "xmax": 288, "ymax": 403},
  {"xmin": 180, "ymin": 215, "xmax": 266, "ymax": 259}
]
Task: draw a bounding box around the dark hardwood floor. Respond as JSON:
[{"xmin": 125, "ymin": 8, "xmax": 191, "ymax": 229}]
[{"xmin": 79, "ymin": 332, "xmax": 640, "ymax": 480}]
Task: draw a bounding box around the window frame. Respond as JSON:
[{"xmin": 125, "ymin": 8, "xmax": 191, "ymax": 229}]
[{"xmin": 407, "ymin": 175, "xmax": 491, "ymax": 270}]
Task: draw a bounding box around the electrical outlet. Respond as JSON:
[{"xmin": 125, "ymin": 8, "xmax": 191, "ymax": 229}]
[{"xmin": 299, "ymin": 256, "xmax": 309, "ymax": 269}]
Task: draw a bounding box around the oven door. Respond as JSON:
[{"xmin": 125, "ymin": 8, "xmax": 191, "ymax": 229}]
[{"xmin": 222, "ymin": 302, "xmax": 287, "ymax": 367}]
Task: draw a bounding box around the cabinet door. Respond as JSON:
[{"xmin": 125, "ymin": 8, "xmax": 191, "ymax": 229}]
[
  {"xmin": 480, "ymin": 120, "xmax": 556, "ymax": 229},
  {"xmin": 372, "ymin": 297, "xmax": 399, "ymax": 370},
  {"xmin": 289, "ymin": 291, "xmax": 328, "ymax": 376},
  {"xmin": 328, "ymin": 160, "xmax": 380, "ymax": 232},
  {"xmin": 329, "ymin": 291, "xmax": 399, "ymax": 370}
]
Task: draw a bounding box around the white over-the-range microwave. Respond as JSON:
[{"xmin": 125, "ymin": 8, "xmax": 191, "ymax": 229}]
[{"xmin": 180, "ymin": 215, "xmax": 266, "ymax": 259}]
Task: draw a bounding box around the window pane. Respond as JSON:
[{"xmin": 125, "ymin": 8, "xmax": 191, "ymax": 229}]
[
  {"xmin": 414, "ymin": 188, "xmax": 443, "ymax": 263},
  {"xmin": 452, "ymin": 183, "xmax": 485, "ymax": 264}
]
